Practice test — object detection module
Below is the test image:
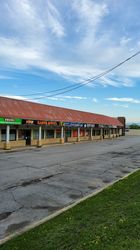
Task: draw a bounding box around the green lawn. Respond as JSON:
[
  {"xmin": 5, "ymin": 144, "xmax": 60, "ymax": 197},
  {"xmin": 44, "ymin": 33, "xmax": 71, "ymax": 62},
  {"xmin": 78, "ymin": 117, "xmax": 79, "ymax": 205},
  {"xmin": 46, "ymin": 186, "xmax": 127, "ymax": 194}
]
[{"xmin": 1, "ymin": 170, "xmax": 140, "ymax": 250}]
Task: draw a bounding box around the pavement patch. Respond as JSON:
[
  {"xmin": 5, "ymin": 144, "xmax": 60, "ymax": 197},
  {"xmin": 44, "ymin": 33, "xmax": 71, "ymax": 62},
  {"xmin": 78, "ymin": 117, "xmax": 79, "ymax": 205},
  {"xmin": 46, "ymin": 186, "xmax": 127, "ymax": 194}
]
[{"xmin": 0, "ymin": 213, "xmax": 12, "ymax": 221}]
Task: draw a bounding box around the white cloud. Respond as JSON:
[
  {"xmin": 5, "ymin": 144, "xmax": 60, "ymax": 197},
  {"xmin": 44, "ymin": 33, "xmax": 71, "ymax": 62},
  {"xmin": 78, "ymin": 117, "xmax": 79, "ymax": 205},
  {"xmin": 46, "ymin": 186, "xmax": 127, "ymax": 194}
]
[
  {"xmin": 60, "ymin": 95, "xmax": 87, "ymax": 100},
  {"xmin": 0, "ymin": 0, "xmax": 140, "ymax": 87},
  {"xmin": 0, "ymin": 75, "xmax": 14, "ymax": 80},
  {"xmin": 72, "ymin": 0, "xmax": 108, "ymax": 30},
  {"xmin": 113, "ymin": 103, "xmax": 129, "ymax": 108},
  {"xmin": 0, "ymin": 95, "xmax": 28, "ymax": 100},
  {"xmin": 0, "ymin": 37, "xmax": 41, "ymax": 69},
  {"xmin": 120, "ymin": 37, "xmax": 132, "ymax": 46},
  {"xmin": 92, "ymin": 98, "xmax": 98, "ymax": 103},
  {"xmin": 47, "ymin": 97, "xmax": 65, "ymax": 101},
  {"xmin": 0, "ymin": 94, "xmax": 44, "ymax": 103},
  {"xmin": 32, "ymin": 95, "xmax": 88, "ymax": 101},
  {"xmin": 47, "ymin": 1, "xmax": 65, "ymax": 37},
  {"xmin": 106, "ymin": 97, "xmax": 140, "ymax": 104},
  {"xmin": 98, "ymin": 76, "xmax": 134, "ymax": 88},
  {"xmin": 0, "ymin": 92, "xmax": 88, "ymax": 103}
]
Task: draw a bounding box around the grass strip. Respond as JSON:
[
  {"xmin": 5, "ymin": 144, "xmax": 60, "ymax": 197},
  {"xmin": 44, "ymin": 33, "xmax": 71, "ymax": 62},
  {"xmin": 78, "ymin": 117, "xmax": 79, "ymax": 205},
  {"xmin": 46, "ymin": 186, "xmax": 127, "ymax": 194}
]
[{"xmin": 1, "ymin": 170, "xmax": 140, "ymax": 250}]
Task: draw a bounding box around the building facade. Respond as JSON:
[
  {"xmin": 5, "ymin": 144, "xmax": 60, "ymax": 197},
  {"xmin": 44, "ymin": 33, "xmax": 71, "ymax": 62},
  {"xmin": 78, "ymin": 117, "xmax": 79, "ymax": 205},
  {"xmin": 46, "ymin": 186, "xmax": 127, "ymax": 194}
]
[{"xmin": 0, "ymin": 97, "xmax": 125, "ymax": 150}]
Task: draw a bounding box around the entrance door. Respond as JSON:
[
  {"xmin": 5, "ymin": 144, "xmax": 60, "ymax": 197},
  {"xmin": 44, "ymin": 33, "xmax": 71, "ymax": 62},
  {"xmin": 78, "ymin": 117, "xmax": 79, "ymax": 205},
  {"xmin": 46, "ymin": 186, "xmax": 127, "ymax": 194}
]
[
  {"xmin": 24, "ymin": 130, "xmax": 31, "ymax": 145},
  {"xmin": 102, "ymin": 129, "xmax": 105, "ymax": 139},
  {"xmin": 65, "ymin": 130, "xmax": 71, "ymax": 142}
]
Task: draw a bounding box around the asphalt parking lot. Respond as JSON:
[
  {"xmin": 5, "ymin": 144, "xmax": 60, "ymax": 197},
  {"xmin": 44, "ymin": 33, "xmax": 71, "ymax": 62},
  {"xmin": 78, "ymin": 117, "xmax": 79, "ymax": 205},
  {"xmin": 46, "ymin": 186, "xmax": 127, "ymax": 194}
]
[{"xmin": 0, "ymin": 135, "xmax": 140, "ymax": 241}]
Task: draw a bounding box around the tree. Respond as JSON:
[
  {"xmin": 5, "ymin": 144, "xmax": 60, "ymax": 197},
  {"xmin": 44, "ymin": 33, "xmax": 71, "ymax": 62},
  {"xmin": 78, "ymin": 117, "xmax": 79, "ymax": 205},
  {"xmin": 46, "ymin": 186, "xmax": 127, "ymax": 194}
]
[{"xmin": 129, "ymin": 123, "xmax": 140, "ymax": 129}]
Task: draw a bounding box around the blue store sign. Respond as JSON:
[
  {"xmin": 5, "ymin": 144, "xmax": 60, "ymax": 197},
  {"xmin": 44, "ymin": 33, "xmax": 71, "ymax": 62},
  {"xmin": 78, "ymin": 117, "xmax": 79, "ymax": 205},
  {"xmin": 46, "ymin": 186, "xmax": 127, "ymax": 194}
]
[{"xmin": 64, "ymin": 122, "xmax": 95, "ymax": 128}]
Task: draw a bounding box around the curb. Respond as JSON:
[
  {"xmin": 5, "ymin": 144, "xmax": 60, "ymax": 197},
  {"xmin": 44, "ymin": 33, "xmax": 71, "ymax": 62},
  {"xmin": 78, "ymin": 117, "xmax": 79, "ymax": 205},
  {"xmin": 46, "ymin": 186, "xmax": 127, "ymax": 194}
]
[
  {"xmin": 0, "ymin": 136, "xmax": 122, "ymax": 154},
  {"xmin": 0, "ymin": 168, "xmax": 139, "ymax": 246}
]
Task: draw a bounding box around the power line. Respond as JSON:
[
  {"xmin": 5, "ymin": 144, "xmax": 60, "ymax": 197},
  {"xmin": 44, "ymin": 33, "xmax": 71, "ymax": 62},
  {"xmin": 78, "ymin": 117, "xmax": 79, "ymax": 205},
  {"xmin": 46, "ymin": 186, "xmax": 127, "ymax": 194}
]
[
  {"xmin": 31, "ymin": 72, "xmax": 105, "ymax": 100},
  {"xmin": 21, "ymin": 77, "xmax": 95, "ymax": 97},
  {"xmin": 26, "ymin": 50, "xmax": 140, "ymax": 100}
]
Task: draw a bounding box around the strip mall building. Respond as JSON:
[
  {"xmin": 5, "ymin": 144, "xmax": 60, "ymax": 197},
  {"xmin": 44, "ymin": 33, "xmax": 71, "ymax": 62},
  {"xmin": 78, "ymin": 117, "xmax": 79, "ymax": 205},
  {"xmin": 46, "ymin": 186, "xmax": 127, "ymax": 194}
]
[{"xmin": 0, "ymin": 96, "xmax": 125, "ymax": 150}]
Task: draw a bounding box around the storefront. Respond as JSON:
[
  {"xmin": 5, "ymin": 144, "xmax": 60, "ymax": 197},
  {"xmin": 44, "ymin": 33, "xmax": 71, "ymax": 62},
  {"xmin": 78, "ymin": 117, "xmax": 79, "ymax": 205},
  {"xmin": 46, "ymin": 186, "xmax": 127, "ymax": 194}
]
[
  {"xmin": 0, "ymin": 96, "xmax": 125, "ymax": 150},
  {"xmin": 0, "ymin": 116, "xmax": 124, "ymax": 150}
]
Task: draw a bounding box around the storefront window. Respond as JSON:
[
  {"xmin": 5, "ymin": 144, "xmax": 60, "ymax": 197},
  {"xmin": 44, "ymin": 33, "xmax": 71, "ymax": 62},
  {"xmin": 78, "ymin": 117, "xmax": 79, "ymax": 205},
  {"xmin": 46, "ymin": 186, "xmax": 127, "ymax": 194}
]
[
  {"xmin": 41, "ymin": 130, "xmax": 44, "ymax": 139},
  {"xmin": 96, "ymin": 130, "xmax": 100, "ymax": 136},
  {"xmin": 80, "ymin": 129, "xmax": 85, "ymax": 137},
  {"xmin": 106, "ymin": 130, "xmax": 109, "ymax": 135},
  {"xmin": 10, "ymin": 129, "xmax": 16, "ymax": 141},
  {"xmin": 18, "ymin": 130, "xmax": 25, "ymax": 140},
  {"xmin": 56, "ymin": 129, "xmax": 61, "ymax": 138},
  {"xmin": 1, "ymin": 129, "xmax": 16, "ymax": 141},
  {"xmin": 92, "ymin": 129, "xmax": 95, "ymax": 136},
  {"xmin": 1, "ymin": 129, "xmax": 6, "ymax": 141},
  {"xmin": 73, "ymin": 130, "xmax": 78, "ymax": 137},
  {"xmin": 33, "ymin": 129, "xmax": 39, "ymax": 139},
  {"xmin": 65, "ymin": 130, "xmax": 71, "ymax": 138},
  {"xmin": 85, "ymin": 130, "xmax": 90, "ymax": 136},
  {"xmin": 46, "ymin": 130, "xmax": 54, "ymax": 138}
]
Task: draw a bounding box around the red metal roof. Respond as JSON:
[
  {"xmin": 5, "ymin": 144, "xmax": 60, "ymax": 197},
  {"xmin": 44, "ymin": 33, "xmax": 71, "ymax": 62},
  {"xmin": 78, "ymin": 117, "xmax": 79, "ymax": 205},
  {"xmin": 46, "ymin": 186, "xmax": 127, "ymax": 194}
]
[{"xmin": 0, "ymin": 96, "xmax": 123, "ymax": 127}]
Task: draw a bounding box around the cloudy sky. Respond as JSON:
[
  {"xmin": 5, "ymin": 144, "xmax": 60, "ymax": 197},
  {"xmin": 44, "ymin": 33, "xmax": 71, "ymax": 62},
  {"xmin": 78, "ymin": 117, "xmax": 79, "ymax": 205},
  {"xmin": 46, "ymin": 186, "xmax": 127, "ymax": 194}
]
[{"xmin": 0, "ymin": 0, "xmax": 140, "ymax": 123}]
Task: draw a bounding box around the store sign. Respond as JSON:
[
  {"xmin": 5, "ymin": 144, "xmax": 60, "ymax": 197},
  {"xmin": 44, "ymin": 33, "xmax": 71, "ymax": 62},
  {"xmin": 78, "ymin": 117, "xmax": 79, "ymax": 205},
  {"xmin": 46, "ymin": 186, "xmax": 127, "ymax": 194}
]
[
  {"xmin": 36, "ymin": 120, "xmax": 49, "ymax": 125},
  {"xmin": 86, "ymin": 124, "xmax": 95, "ymax": 128},
  {"xmin": 64, "ymin": 122, "xmax": 83, "ymax": 127},
  {"xmin": 98, "ymin": 124, "xmax": 110, "ymax": 128},
  {"xmin": 22, "ymin": 119, "xmax": 60, "ymax": 126},
  {"xmin": 36, "ymin": 121, "xmax": 59, "ymax": 126},
  {"xmin": 0, "ymin": 117, "xmax": 22, "ymax": 125},
  {"xmin": 103, "ymin": 125, "xmax": 117, "ymax": 129},
  {"xmin": 22, "ymin": 120, "xmax": 34, "ymax": 125},
  {"xmin": 25, "ymin": 120, "xmax": 34, "ymax": 125},
  {"xmin": 98, "ymin": 124, "xmax": 104, "ymax": 128},
  {"xmin": 64, "ymin": 122, "xmax": 95, "ymax": 128}
]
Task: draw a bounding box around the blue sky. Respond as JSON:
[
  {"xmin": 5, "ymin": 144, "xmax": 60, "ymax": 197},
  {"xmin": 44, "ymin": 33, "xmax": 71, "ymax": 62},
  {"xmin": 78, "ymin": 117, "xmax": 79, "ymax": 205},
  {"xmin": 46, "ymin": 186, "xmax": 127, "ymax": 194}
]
[{"xmin": 0, "ymin": 0, "xmax": 140, "ymax": 123}]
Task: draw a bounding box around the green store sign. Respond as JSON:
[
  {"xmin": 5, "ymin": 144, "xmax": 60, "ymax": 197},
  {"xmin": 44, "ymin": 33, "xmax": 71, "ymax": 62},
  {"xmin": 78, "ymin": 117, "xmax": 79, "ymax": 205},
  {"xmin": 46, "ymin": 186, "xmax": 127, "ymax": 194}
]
[{"xmin": 0, "ymin": 117, "xmax": 22, "ymax": 125}]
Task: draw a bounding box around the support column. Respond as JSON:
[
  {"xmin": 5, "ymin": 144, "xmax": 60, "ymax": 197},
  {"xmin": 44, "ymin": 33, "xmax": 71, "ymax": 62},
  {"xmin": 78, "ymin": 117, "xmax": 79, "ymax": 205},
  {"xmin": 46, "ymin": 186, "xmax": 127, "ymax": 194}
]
[
  {"xmin": 90, "ymin": 127, "xmax": 93, "ymax": 141},
  {"xmin": 16, "ymin": 128, "xmax": 19, "ymax": 141},
  {"xmin": 84, "ymin": 129, "xmax": 86, "ymax": 137},
  {"xmin": 113, "ymin": 128, "xmax": 115, "ymax": 137},
  {"xmin": 60, "ymin": 126, "xmax": 64, "ymax": 144},
  {"xmin": 109, "ymin": 128, "xmax": 111, "ymax": 139},
  {"xmin": 54, "ymin": 129, "xmax": 56, "ymax": 139},
  {"xmin": 44, "ymin": 129, "xmax": 46, "ymax": 139},
  {"xmin": 119, "ymin": 128, "xmax": 123, "ymax": 136},
  {"xmin": 77, "ymin": 127, "xmax": 80, "ymax": 142},
  {"xmin": 37, "ymin": 126, "xmax": 42, "ymax": 147},
  {"xmin": 100, "ymin": 128, "xmax": 103, "ymax": 140},
  {"xmin": 44, "ymin": 128, "xmax": 46, "ymax": 139},
  {"xmin": 31, "ymin": 129, "xmax": 34, "ymax": 146},
  {"xmin": 5, "ymin": 125, "xmax": 11, "ymax": 150}
]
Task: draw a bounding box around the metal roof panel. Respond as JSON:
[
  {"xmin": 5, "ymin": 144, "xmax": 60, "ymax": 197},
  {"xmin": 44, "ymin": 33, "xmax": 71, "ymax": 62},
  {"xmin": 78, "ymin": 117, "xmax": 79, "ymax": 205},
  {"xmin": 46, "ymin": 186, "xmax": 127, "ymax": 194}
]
[{"xmin": 0, "ymin": 96, "xmax": 123, "ymax": 127}]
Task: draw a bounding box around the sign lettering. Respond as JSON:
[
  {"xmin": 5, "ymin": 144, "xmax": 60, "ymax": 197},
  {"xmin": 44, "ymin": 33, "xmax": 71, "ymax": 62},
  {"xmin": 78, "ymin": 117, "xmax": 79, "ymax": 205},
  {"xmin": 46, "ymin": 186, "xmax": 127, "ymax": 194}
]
[
  {"xmin": 0, "ymin": 117, "xmax": 22, "ymax": 125},
  {"xmin": 22, "ymin": 120, "xmax": 60, "ymax": 126},
  {"xmin": 64, "ymin": 122, "xmax": 95, "ymax": 128}
]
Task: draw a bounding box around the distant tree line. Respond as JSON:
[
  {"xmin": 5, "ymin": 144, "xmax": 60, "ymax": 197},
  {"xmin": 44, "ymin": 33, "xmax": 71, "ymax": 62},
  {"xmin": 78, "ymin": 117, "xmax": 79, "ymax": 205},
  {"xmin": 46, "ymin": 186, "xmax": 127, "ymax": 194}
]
[{"xmin": 129, "ymin": 123, "xmax": 140, "ymax": 129}]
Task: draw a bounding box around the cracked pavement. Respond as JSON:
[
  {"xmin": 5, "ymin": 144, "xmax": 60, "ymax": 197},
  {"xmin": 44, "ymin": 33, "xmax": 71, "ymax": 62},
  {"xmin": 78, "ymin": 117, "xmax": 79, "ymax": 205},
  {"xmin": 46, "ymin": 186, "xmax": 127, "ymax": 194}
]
[{"xmin": 0, "ymin": 135, "xmax": 140, "ymax": 241}]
